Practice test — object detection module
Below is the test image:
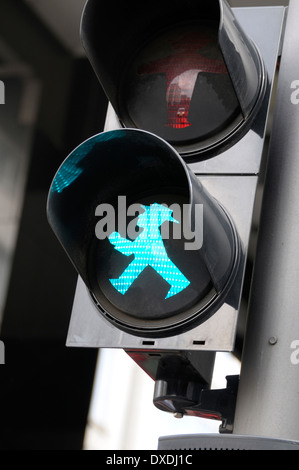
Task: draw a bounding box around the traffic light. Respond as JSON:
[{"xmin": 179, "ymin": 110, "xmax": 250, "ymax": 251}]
[
  {"xmin": 48, "ymin": 128, "xmax": 241, "ymax": 338},
  {"xmin": 47, "ymin": 0, "xmax": 285, "ymax": 428}
]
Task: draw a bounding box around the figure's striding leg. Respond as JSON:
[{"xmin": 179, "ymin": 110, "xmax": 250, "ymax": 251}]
[
  {"xmin": 151, "ymin": 257, "xmax": 190, "ymax": 299},
  {"xmin": 109, "ymin": 257, "xmax": 146, "ymax": 295}
]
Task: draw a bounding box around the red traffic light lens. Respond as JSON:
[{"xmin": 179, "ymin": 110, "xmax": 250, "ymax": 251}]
[{"xmin": 120, "ymin": 22, "xmax": 243, "ymax": 155}]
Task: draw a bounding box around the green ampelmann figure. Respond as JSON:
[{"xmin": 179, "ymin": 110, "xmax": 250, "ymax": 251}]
[{"xmin": 108, "ymin": 203, "xmax": 190, "ymax": 299}]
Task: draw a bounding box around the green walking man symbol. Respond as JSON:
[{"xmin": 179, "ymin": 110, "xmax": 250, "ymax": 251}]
[{"xmin": 108, "ymin": 203, "xmax": 190, "ymax": 299}]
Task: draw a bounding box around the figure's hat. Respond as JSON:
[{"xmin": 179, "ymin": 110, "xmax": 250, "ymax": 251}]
[{"xmin": 139, "ymin": 203, "xmax": 179, "ymax": 228}]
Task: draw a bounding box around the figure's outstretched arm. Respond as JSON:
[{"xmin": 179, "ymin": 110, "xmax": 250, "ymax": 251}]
[{"xmin": 108, "ymin": 231, "xmax": 134, "ymax": 256}]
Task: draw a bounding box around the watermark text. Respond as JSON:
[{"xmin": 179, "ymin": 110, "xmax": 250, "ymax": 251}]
[
  {"xmin": 0, "ymin": 340, "xmax": 5, "ymax": 365},
  {"xmin": 95, "ymin": 196, "xmax": 203, "ymax": 250},
  {"xmin": 290, "ymin": 80, "xmax": 299, "ymax": 105},
  {"xmin": 0, "ymin": 80, "xmax": 4, "ymax": 104},
  {"xmin": 290, "ymin": 339, "xmax": 299, "ymax": 365},
  {"xmin": 106, "ymin": 453, "xmax": 192, "ymax": 467}
]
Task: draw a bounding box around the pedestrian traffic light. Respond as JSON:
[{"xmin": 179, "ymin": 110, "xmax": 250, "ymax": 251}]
[
  {"xmin": 48, "ymin": 128, "xmax": 241, "ymax": 338},
  {"xmin": 47, "ymin": 0, "xmax": 285, "ymax": 427}
]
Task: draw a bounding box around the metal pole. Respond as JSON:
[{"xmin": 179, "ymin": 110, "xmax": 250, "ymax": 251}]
[{"xmin": 233, "ymin": 0, "xmax": 299, "ymax": 440}]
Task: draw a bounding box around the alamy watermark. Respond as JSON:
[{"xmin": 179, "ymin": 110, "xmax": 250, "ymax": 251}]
[
  {"xmin": 0, "ymin": 340, "xmax": 5, "ymax": 365},
  {"xmin": 0, "ymin": 80, "xmax": 4, "ymax": 104},
  {"xmin": 290, "ymin": 80, "xmax": 299, "ymax": 105},
  {"xmin": 290, "ymin": 340, "xmax": 299, "ymax": 365},
  {"xmin": 95, "ymin": 196, "xmax": 203, "ymax": 250}
]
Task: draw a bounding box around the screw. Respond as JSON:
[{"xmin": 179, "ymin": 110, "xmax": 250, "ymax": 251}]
[{"xmin": 269, "ymin": 336, "xmax": 278, "ymax": 345}]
